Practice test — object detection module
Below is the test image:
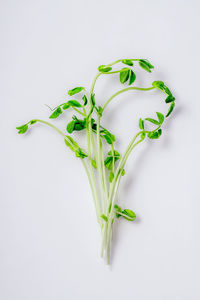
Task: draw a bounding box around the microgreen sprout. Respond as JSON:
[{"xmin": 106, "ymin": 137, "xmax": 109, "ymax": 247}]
[{"xmin": 16, "ymin": 58, "xmax": 175, "ymax": 264}]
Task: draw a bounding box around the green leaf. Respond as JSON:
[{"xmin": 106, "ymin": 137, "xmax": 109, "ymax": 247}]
[
  {"xmin": 74, "ymin": 123, "xmax": 85, "ymax": 131},
  {"xmin": 30, "ymin": 120, "xmax": 37, "ymax": 125},
  {"xmin": 109, "ymin": 172, "xmax": 114, "ymax": 183},
  {"xmin": 105, "ymin": 151, "xmax": 120, "ymax": 170},
  {"xmin": 82, "ymin": 95, "xmax": 88, "ymax": 106},
  {"xmin": 166, "ymin": 101, "xmax": 175, "ymax": 117},
  {"xmin": 69, "ymin": 116, "xmax": 86, "ymax": 132},
  {"xmin": 67, "ymin": 120, "xmax": 75, "ymax": 133},
  {"xmin": 68, "ymin": 87, "xmax": 84, "ymax": 96},
  {"xmin": 108, "ymin": 202, "xmax": 112, "ymax": 213},
  {"xmin": 75, "ymin": 148, "xmax": 87, "ymax": 158},
  {"xmin": 107, "ymin": 150, "xmax": 120, "ymax": 158},
  {"xmin": 165, "ymin": 95, "xmax": 175, "ymax": 103},
  {"xmin": 49, "ymin": 107, "xmax": 62, "ymax": 119},
  {"xmin": 62, "ymin": 103, "xmax": 70, "ymax": 110},
  {"xmin": 140, "ymin": 132, "xmax": 146, "ymax": 140},
  {"xmin": 122, "ymin": 59, "xmax": 133, "ymax": 66},
  {"xmin": 145, "ymin": 118, "xmax": 160, "ymax": 125},
  {"xmin": 87, "ymin": 94, "xmax": 95, "ymax": 118},
  {"xmin": 147, "ymin": 129, "xmax": 162, "ymax": 139},
  {"xmin": 101, "ymin": 214, "xmax": 108, "ymax": 222},
  {"xmin": 64, "ymin": 136, "xmax": 87, "ymax": 159},
  {"xmin": 122, "ymin": 209, "xmax": 136, "ymax": 221},
  {"xmin": 164, "ymin": 85, "xmax": 172, "ymax": 96},
  {"xmin": 104, "ymin": 157, "xmax": 113, "ymax": 170},
  {"xmin": 92, "ymin": 160, "xmax": 97, "ymax": 169},
  {"xmin": 139, "ymin": 118, "xmax": 144, "ymax": 130},
  {"xmin": 100, "ymin": 127, "xmax": 115, "ymax": 141},
  {"xmin": 140, "ymin": 59, "xmax": 154, "ymax": 69},
  {"xmin": 128, "ymin": 69, "xmax": 136, "ymax": 85},
  {"xmin": 119, "ymin": 68, "xmax": 130, "ymax": 84},
  {"xmin": 101, "ymin": 134, "xmax": 112, "ymax": 144},
  {"xmin": 98, "ymin": 65, "xmax": 112, "ymax": 72},
  {"xmin": 121, "ymin": 169, "xmax": 125, "ymax": 176},
  {"xmin": 16, "ymin": 124, "xmax": 28, "ymax": 134},
  {"xmin": 139, "ymin": 61, "xmax": 151, "ymax": 72},
  {"xmin": 114, "ymin": 205, "xmax": 122, "ymax": 218},
  {"xmin": 100, "ymin": 129, "xmax": 115, "ymax": 144},
  {"xmin": 91, "ymin": 93, "xmax": 95, "ymax": 106},
  {"xmin": 95, "ymin": 106, "xmax": 103, "ymax": 117},
  {"xmin": 68, "ymin": 100, "xmax": 82, "ymax": 107},
  {"xmin": 156, "ymin": 112, "xmax": 164, "ymax": 124},
  {"xmin": 64, "ymin": 136, "xmax": 79, "ymax": 152},
  {"xmin": 152, "ymin": 81, "xmax": 165, "ymax": 91}
]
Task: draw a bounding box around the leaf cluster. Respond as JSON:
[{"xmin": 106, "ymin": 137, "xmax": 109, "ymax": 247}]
[
  {"xmin": 152, "ymin": 81, "xmax": 175, "ymax": 117},
  {"xmin": 64, "ymin": 136, "xmax": 87, "ymax": 158},
  {"xmin": 114, "ymin": 205, "xmax": 136, "ymax": 221},
  {"xmin": 16, "ymin": 120, "xmax": 37, "ymax": 134}
]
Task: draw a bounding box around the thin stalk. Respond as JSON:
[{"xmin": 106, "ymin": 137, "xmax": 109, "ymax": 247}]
[
  {"xmin": 72, "ymin": 107, "xmax": 85, "ymax": 116},
  {"xmin": 101, "ymin": 142, "xmax": 109, "ymax": 201},
  {"xmin": 96, "ymin": 114, "xmax": 106, "ymax": 212},
  {"xmin": 35, "ymin": 119, "xmax": 76, "ymax": 149},
  {"xmin": 102, "ymin": 86, "xmax": 155, "ymax": 111},
  {"xmin": 106, "ymin": 58, "xmax": 139, "ymax": 67},
  {"xmin": 90, "ymin": 73, "xmax": 101, "ymax": 95},
  {"xmin": 86, "ymin": 123, "xmax": 102, "ymax": 218},
  {"xmin": 81, "ymin": 160, "xmax": 99, "ymax": 220}
]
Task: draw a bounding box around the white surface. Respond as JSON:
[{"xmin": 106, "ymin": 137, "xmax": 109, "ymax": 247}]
[{"xmin": 1, "ymin": 0, "xmax": 200, "ymax": 299}]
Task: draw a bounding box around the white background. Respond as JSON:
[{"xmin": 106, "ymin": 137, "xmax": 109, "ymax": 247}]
[{"xmin": 1, "ymin": 0, "xmax": 200, "ymax": 299}]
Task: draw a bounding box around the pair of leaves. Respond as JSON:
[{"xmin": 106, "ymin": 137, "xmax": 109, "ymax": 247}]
[
  {"xmin": 16, "ymin": 120, "xmax": 37, "ymax": 134},
  {"xmin": 152, "ymin": 81, "xmax": 173, "ymax": 97},
  {"xmin": 92, "ymin": 124, "xmax": 115, "ymax": 145},
  {"xmin": 114, "ymin": 205, "xmax": 136, "ymax": 221},
  {"xmin": 64, "ymin": 136, "xmax": 87, "ymax": 158},
  {"xmin": 139, "ymin": 112, "xmax": 164, "ymax": 130},
  {"xmin": 104, "ymin": 150, "xmax": 120, "ymax": 171},
  {"xmin": 139, "ymin": 59, "xmax": 154, "ymax": 73},
  {"xmin": 108, "ymin": 168, "xmax": 125, "ymax": 183},
  {"xmin": 145, "ymin": 112, "xmax": 164, "ymax": 126},
  {"xmin": 16, "ymin": 124, "xmax": 28, "ymax": 134},
  {"xmin": 120, "ymin": 68, "xmax": 136, "ymax": 85},
  {"xmin": 147, "ymin": 129, "xmax": 162, "ymax": 139},
  {"xmin": 152, "ymin": 81, "xmax": 175, "ymax": 117},
  {"xmin": 100, "ymin": 128, "xmax": 115, "ymax": 144},
  {"xmin": 145, "ymin": 111, "xmax": 163, "ymax": 139},
  {"xmin": 49, "ymin": 98, "xmax": 87, "ymax": 119},
  {"xmin": 95, "ymin": 105, "xmax": 103, "ymax": 117},
  {"xmin": 67, "ymin": 116, "xmax": 87, "ymax": 134}
]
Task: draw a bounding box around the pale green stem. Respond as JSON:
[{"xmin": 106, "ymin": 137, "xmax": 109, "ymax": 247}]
[
  {"xmin": 86, "ymin": 124, "xmax": 102, "ymax": 218},
  {"xmin": 101, "ymin": 142, "xmax": 109, "ymax": 201},
  {"xmin": 35, "ymin": 119, "xmax": 76, "ymax": 149},
  {"xmin": 96, "ymin": 114, "xmax": 106, "ymax": 212},
  {"xmin": 81, "ymin": 160, "xmax": 99, "ymax": 219},
  {"xmin": 102, "ymin": 86, "xmax": 155, "ymax": 111},
  {"xmin": 106, "ymin": 58, "xmax": 139, "ymax": 67}
]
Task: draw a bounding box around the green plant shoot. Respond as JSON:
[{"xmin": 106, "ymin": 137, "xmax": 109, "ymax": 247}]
[{"xmin": 16, "ymin": 58, "xmax": 175, "ymax": 264}]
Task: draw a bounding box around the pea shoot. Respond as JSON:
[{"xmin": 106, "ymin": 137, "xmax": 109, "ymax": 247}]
[{"xmin": 16, "ymin": 58, "xmax": 175, "ymax": 264}]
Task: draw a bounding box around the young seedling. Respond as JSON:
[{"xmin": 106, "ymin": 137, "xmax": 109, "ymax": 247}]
[{"xmin": 16, "ymin": 58, "xmax": 175, "ymax": 264}]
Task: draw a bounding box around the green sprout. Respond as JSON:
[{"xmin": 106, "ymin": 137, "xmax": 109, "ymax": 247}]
[{"xmin": 16, "ymin": 58, "xmax": 175, "ymax": 264}]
